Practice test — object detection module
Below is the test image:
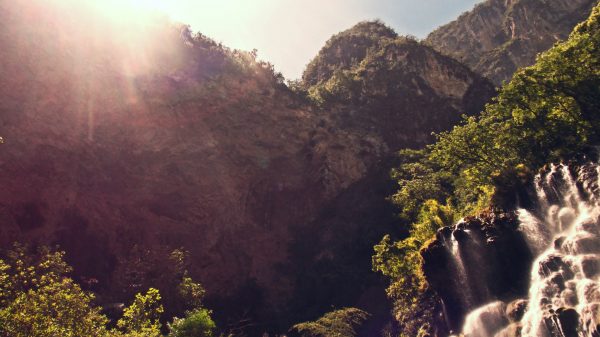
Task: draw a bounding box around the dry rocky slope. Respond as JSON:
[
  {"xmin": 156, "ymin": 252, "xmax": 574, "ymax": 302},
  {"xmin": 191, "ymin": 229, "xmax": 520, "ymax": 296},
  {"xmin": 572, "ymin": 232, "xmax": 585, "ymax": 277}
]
[
  {"xmin": 0, "ymin": 1, "xmax": 494, "ymax": 334},
  {"xmin": 426, "ymin": 0, "xmax": 597, "ymax": 85}
]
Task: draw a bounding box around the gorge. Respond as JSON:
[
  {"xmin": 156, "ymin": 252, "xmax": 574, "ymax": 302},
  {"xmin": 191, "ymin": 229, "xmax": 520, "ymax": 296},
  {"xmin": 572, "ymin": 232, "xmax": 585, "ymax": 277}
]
[{"xmin": 0, "ymin": 0, "xmax": 599, "ymax": 336}]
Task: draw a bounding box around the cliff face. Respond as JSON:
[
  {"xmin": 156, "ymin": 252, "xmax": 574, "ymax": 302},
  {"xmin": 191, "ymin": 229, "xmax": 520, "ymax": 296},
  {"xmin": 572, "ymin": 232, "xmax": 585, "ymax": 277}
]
[
  {"xmin": 304, "ymin": 21, "xmax": 495, "ymax": 149},
  {"xmin": 0, "ymin": 0, "xmax": 386, "ymax": 321},
  {"xmin": 421, "ymin": 212, "xmax": 532, "ymax": 332},
  {"xmin": 0, "ymin": 2, "xmax": 494, "ymax": 333},
  {"xmin": 426, "ymin": 0, "xmax": 597, "ymax": 85},
  {"xmin": 421, "ymin": 161, "xmax": 600, "ymax": 337}
]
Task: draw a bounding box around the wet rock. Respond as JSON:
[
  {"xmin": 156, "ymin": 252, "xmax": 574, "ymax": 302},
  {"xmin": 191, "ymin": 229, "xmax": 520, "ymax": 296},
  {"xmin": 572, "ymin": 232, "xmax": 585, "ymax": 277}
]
[
  {"xmin": 539, "ymin": 255, "xmax": 566, "ymax": 276},
  {"xmin": 549, "ymin": 274, "xmax": 566, "ymax": 291},
  {"xmin": 452, "ymin": 228, "xmax": 470, "ymax": 242},
  {"xmin": 557, "ymin": 308, "xmax": 580, "ymax": 337},
  {"xmin": 421, "ymin": 211, "xmax": 532, "ymax": 331},
  {"xmin": 579, "ymin": 220, "xmax": 600, "ymax": 235},
  {"xmin": 560, "ymin": 289, "xmax": 578, "ymax": 307},
  {"xmin": 495, "ymin": 323, "xmax": 522, "ymax": 337},
  {"xmin": 566, "ymin": 236, "xmax": 600, "ymax": 254},
  {"xmin": 554, "ymin": 236, "xmax": 566, "ymax": 250},
  {"xmin": 581, "ymin": 257, "xmax": 600, "ymax": 278},
  {"xmin": 506, "ymin": 299, "xmax": 528, "ymax": 322},
  {"xmin": 437, "ymin": 226, "xmax": 453, "ymax": 241}
]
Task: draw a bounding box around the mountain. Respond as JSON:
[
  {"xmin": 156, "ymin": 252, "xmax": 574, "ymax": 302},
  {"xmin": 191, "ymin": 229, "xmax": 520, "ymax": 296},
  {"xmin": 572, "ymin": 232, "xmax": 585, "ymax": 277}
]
[
  {"xmin": 303, "ymin": 21, "xmax": 494, "ymax": 149},
  {"xmin": 426, "ymin": 0, "xmax": 597, "ymax": 85},
  {"xmin": 0, "ymin": 2, "xmax": 495, "ymax": 334},
  {"xmin": 376, "ymin": 3, "xmax": 600, "ymax": 336}
]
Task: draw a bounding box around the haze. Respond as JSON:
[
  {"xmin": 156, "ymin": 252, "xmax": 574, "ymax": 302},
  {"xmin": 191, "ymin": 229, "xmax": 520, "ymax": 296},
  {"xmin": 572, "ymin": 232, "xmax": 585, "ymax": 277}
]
[{"xmin": 143, "ymin": 0, "xmax": 482, "ymax": 79}]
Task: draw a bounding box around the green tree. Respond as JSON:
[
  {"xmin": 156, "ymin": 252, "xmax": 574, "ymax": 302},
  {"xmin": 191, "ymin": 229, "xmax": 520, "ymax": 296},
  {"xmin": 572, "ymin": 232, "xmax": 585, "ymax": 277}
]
[
  {"xmin": 168, "ymin": 308, "xmax": 216, "ymax": 337},
  {"xmin": 117, "ymin": 288, "xmax": 164, "ymax": 337},
  {"xmin": 292, "ymin": 308, "xmax": 369, "ymax": 337},
  {"xmin": 374, "ymin": 3, "xmax": 600, "ymax": 336},
  {"xmin": 0, "ymin": 245, "xmax": 109, "ymax": 337},
  {"xmin": 373, "ymin": 200, "xmax": 456, "ymax": 337}
]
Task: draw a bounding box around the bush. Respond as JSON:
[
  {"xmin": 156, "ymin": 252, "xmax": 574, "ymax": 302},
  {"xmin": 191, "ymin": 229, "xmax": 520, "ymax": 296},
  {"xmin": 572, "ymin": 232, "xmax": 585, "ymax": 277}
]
[{"xmin": 168, "ymin": 308, "xmax": 216, "ymax": 337}]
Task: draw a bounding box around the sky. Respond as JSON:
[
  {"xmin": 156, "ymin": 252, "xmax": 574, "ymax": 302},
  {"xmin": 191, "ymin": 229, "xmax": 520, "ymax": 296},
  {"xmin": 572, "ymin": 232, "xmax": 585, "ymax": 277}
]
[{"xmin": 140, "ymin": 0, "xmax": 483, "ymax": 80}]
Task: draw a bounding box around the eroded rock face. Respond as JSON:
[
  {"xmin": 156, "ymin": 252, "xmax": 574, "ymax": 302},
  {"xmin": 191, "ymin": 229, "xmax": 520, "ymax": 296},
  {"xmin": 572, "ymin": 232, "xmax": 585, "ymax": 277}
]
[
  {"xmin": 0, "ymin": 1, "xmax": 495, "ymax": 332},
  {"xmin": 303, "ymin": 21, "xmax": 496, "ymax": 150},
  {"xmin": 421, "ymin": 212, "xmax": 533, "ymax": 332},
  {"xmin": 426, "ymin": 0, "xmax": 597, "ymax": 85},
  {"xmin": 0, "ymin": 0, "xmax": 387, "ymax": 321}
]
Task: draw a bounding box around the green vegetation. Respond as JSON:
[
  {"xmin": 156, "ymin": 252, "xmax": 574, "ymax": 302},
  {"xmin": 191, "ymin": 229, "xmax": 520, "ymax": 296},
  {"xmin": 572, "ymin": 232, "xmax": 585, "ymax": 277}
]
[
  {"xmin": 373, "ymin": 200, "xmax": 456, "ymax": 336},
  {"xmin": 300, "ymin": 20, "xmax": 433, "ymax": 108},
  {"xmin": 374, "ymin": 3, "xmax": 600, "ymax": 335},
  {"xmin": 291, "ymin": 307, "xmax": 369, "ymax": 337},
  {"xmin": 305, "ymin": 36, "xmax": 423, "ymax": 107},
  {"xmin": 0, "ymin": 244, "xmax": 217, "ymax": 337},
  {"xmin": 168, "ymin": 309, "xmax": 216, "ymax": 337},
  {"xmin": 302, "ymin": 20, "xmax": 397, "ymax": 88},
  {"xmin": 300, "ymin": 20, "xmax": 434, "ymax": 107}
]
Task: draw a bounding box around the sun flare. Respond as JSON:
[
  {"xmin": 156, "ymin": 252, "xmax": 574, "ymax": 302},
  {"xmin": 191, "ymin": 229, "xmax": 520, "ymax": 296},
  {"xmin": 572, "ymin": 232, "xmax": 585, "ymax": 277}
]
[{"xmin": 73, "ymin": 0, "xmax": 174, "ymax": 24}]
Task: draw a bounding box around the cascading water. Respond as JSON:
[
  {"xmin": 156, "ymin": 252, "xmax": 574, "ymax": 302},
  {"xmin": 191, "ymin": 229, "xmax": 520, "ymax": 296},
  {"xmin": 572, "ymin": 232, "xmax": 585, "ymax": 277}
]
[
  {"xmin": 460, "ymin": 162, "xmax": 600, "ymax": 337},
  {"xmin": 444, "ymin": 231, "xmax": 475, "ymax": 308}
]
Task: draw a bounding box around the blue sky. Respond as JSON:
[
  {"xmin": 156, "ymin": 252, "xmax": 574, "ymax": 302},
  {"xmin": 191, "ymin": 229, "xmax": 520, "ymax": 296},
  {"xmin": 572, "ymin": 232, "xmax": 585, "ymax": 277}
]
[{"xmin": 151, "ymin": 0, "xmax": 483, "ymax": 79}]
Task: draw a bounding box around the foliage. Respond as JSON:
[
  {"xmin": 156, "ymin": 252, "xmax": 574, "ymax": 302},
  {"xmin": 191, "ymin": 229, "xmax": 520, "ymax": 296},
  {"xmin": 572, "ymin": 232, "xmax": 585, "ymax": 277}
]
[
  {"xmin": 302, "ymin": 20, "xmax": 397, "ymax": 88},
  {"xmin": 389, "ymin": 149, "xmax": 454, "ymax": 224},
  {"xmin": 304, "ymin": 35, "xmax": 425, "ymax": 107},
  {"xmin": 0, "ymin": 245, "xmax": 109, "ymax": 337},
  {"xmin": 373, "ymin": 200, "xmax": 456, "ymax": 336},
  {"xmin": 178, "ymin": 274, "xmax": 206, "ymax": 310},
  {"xmin": 0, "ymin": 244, "xmax": 216, "ymax": 337},
  {"xmin": 291, "ymin": 307, "xmax": 369, "ymax": 337},
  {"xmin": 427, "ymin": 2, "xmax": 600, "ymax": 209},
  {"xmin": 113, "ymin": 246, "xmax": 208, "ymax": 322},
  {"xmin": 117, "ymin": 288, "xmax": 164, "ymax": 336},
  {"xmin": 374, "ymin": 3, "xmax": 600, "ymax": 335},
  {"xmin": 168, "ymin": 308, "xmax": 216, "ymax": 337}
]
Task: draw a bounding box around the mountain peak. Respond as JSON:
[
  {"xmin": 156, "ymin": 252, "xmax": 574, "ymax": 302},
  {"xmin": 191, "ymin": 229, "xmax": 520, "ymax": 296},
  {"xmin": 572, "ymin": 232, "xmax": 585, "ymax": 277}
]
[
  {"xmin": 302, "ymin": 20, "xmax": 397, "ymax": 87},
  {"xmin": 425, "ymin": 0, "xmax": 597, "ymax": 85}
]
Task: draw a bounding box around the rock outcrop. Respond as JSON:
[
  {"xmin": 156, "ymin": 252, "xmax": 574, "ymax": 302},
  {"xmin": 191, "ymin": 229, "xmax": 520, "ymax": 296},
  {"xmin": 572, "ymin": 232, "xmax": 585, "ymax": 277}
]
[
  {"xmin": 422, "ymin": 161, "xmax": 600, "ymax": 336},
  {"xmin": 304, "ymin": 21, "xmax": 495, "ymax": 149},
  {"xmin": 421, "ymin": 212, "xmax": 533, "ymax": 333},
  {"xmin": 426, "ymin": 0, "xmax": 597, "ymax": 85}
]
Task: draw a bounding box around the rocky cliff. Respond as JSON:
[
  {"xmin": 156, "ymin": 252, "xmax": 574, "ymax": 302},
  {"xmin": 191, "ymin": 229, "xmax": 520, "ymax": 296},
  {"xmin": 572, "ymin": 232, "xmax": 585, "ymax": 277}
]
[
  {"xmin": 426, "ymin": 0, "xmax": 597, "ymax": 85},
  {"xmin": 421, "ymin": 160, "xmax": 600, "ymax": 336},
  {"xmin": 303, "ymin": 21, "xmax": 495, "ymax": 149},
  {"xmin": 0, "ymin": 1, "xmax": 495, "ymax": 334}
]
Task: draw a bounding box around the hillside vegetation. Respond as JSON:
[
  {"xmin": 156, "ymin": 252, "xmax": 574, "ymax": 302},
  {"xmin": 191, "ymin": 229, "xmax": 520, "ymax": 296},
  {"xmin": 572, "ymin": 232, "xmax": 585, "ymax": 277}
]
[
  {"xmin": 374, "ymin": 3, "xmax": 600, "ymax": 336},
  {"xmin": 300, "ymin": 21, "xmax": 494, "ymax": 149},
  {"xmin": 2, "ymin": 0, "xmax": 599, "ymax": 336}
]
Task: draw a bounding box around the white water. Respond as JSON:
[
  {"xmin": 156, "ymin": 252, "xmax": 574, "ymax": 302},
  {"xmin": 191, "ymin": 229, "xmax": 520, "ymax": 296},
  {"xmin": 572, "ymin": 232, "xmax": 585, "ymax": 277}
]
[
  {"xmin": 447, "ymin": 234, "xmax": 474, "ymax": 308},
  {"xmin": 460, "ymin": 163, "xmax": 600, "ymax": 337}
]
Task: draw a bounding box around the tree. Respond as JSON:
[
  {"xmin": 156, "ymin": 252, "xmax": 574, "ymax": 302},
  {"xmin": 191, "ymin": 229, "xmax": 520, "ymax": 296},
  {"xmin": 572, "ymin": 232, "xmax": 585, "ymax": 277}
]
[
  {"xmin": 168, "ymin": 308, "xmax": 216, "ymax": 337},
  {"xmin": 292, "ymin": 308, "xmax": 369, "ymax": 337},
  {"xmin": 117, "ymin": 288, "xmax": 164, "ymax": 337},
  {"xmin": 0, "ymin": 245, "xmax": 109, "ymax": 337}
]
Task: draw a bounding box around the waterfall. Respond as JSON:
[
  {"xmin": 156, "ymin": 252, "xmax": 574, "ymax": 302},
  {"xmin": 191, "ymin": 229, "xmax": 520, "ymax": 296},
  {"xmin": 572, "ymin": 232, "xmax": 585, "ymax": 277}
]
[
  {"xmin": 447, "ymin": 233, "xmax": 474, "ymax": 308},
  {"xmin": 463, "ymin": 301, "xmax": 508, "ymax": 337},
  {"xmin": 458, "ymin": 162, "xmax": 600, "ymax": 337}
]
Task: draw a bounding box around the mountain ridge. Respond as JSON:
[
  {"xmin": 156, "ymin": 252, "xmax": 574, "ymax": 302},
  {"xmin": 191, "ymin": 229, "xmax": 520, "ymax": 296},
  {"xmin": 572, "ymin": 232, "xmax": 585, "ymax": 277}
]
[{"xmin": 426, "ymin": 0, "xmax": 597, "ymax": 85}]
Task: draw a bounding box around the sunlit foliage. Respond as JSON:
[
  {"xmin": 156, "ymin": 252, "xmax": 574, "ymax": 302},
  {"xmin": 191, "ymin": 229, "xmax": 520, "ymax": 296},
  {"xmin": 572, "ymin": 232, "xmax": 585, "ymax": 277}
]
[
  {"xmin": 168, "ymin": 308, "xmax": 216, "ymax": 337},
  {"xmin": 0, "ymin": 245, "xmax": 216, "ymax": 337},
  {"xmin": 292, "ymin": 307, "xmax": 369, "ymax": 337},
  {"xmin": 373, "ymin": 200, "xmax": 456, "ymax": 336},
  {"xmin": 374, "ymin": 3, "xmax": 600, "ymax": 335}
]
